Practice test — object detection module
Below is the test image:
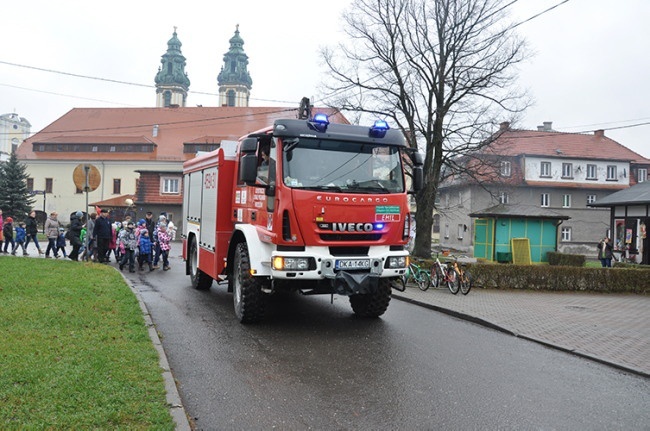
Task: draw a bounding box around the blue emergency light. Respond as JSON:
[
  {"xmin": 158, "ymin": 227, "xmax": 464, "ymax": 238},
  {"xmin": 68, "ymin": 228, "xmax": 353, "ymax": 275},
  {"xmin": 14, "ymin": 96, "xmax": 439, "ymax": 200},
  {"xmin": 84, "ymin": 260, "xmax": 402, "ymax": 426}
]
[{"xmin": 369, "ymin": 119, "xmax": 390, "ymax": 138}]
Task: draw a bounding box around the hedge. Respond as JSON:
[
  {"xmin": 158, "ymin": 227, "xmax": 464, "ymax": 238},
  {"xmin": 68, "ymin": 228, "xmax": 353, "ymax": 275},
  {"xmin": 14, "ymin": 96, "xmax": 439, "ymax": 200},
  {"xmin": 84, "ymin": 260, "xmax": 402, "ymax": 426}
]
[{"xmin": 467, "ymin": 264, "xmax": 649, "ymax": 294}]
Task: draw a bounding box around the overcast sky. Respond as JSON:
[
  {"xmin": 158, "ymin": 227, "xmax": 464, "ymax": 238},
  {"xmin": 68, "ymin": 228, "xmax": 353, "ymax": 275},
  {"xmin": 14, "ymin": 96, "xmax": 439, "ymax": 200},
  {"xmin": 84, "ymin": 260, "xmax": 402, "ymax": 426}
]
[{"xmin": 1, "ymin": 0, "xmax": 648, "ymax": 158}]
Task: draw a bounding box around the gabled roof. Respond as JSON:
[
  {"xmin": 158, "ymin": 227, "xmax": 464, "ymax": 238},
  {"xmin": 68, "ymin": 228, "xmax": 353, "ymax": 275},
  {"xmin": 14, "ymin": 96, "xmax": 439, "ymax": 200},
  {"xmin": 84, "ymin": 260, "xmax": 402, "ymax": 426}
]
[
  {"xmin": 17, "ymin": 106, "xmax": 349, "ymax": 162},
  {"xmin": 469, "ymin": 203, "xmax": 570, "ymax": 220},
  {"xmin": 589, "ymin": 181, "xmax": 650, "ymax": 207},
  {"xmin": 482, "ymin": 128, "xmax": 649, "ymax": 163}
]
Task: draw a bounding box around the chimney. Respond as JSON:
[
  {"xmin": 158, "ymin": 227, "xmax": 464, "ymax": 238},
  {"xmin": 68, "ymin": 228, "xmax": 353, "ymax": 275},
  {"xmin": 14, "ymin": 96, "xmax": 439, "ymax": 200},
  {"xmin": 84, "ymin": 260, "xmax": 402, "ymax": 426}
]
[
  {"xmin": 594, "ymin": 129, "xmax": 605, "ymax": 137},
  {"xmin": 537, "ymin": 125, "xmax": 544, "ymax": 131},
  {"xmin": 543, "ymin": 121, "xmax": 553, "ymax": 131},
  {"xmin": 499, "ymin": 121, "xmax": 510, "ymax": 131}
]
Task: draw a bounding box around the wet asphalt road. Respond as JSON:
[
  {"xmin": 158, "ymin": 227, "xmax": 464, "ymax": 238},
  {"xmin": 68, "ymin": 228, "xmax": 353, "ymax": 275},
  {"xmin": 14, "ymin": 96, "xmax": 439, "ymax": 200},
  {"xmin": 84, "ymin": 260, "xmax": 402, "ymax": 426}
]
[{"xmin": 124, "ymin": 254, "xmax": 650, "ymax": 430}]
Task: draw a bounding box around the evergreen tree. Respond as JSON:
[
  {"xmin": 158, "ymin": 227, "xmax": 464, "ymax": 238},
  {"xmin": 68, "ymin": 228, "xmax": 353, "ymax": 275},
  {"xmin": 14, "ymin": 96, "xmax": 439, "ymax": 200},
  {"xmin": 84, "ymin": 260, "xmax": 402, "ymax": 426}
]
[{"xmin": 0, "ymin": 152, "xmax": 35, "ymax": 221}]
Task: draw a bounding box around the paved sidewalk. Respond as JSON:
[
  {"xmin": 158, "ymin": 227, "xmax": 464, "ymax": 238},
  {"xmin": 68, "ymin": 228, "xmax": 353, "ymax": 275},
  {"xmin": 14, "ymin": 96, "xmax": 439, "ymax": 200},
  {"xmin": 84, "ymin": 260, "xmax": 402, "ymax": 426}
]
[{"xmin": 392, "ymin": 286, "xmax": 650, "ymax": 377}]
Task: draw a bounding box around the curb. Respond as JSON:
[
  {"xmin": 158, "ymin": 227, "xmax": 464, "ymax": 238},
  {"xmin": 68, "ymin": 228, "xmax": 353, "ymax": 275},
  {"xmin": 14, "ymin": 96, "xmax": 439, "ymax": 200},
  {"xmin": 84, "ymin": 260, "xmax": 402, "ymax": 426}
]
[
  {"xmin": 122, "ymin": 273, "xmax": 192, "ymax": 431},
  {"xmin": 391, "ymin": 292, "xmax": 649, "ymax": 379}
]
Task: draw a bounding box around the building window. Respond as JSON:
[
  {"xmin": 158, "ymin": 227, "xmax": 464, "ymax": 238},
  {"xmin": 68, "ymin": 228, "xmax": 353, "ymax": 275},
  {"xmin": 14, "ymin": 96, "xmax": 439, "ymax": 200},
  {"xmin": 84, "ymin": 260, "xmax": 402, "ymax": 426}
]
[
  {"xmin": 227, "ymin": 90, "xmax": 236, "ymax": 107},
  {"xmin": 540, "ymin": 193, "xmax": 549, "ymax": 207},
  {"xmin": 606, "ymin": 165, "xmax": 617, "ymax": 181},
  {"xmin": 458, "ymin": 191, "xmax": 463, "ymax": 208},
  {"xmin": 562, "ymin": 194, "xmax": 571, "ymax": 208},
  {"xmin": 27, "ymin": 178, "xmax": 34, "ymax": 192},
  {"xmin": 113, "ymin": 179, "xmax": 121, "ymax": 195},
  {"xmin": 540, "ymin": 161, "xmax": 551, "ymax": 178},
  {"xmin": 498, "ymin": 191, "xmax": 509, "ymax": 204},
  {"xmin": 561, "ymin": 163, "xmax": 573, "ymax": 179},
  {"xmin": 162, "ymin": 177, "xmax": 180, "ymax": 194},
  {"xmin": 457, "ymin": 224, "xmax": 464, "ymax": 240},
  {"xmin": 500, "ymin": 161, "xmax": 511, "ymax": 177},
  {"xmin": 45, "ymin": 178, "xmax": 53, "ymax": 194},
  {"xmin": 561, "ymin": 226, "xmax": 572, "ymax": 242},
  {"xmin": 432, "ymin": 214, "xmax": 440, "ymax": 234},
  {"xmin": 587, "ymin": 194, "xmax": 597, "ymax": 205},
  {"xmin": 444, "ymin": 224, "xmax": 450, "ymax": 239},
  {"xmin": 586, "ymin": 164, "xmax": 597, "ymax": 180},
  {"xmin": 444, "ymin": 194, "xmax": 449, "ymax": 208},
  {"xmin": 164, "ymin": 91, "xmax": 172, "ymax": 107},
  {"xmin": 638, "ymin": 168, "xmax": 647, "ymax": 183}
]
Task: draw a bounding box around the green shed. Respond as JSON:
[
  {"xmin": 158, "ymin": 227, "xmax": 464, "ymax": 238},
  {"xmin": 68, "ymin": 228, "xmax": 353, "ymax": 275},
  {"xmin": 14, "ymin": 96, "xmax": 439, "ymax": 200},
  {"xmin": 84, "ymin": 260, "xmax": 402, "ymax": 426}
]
[{"xmin": 469, "ymin": 204, "xmax": 570, "ymax": 263}]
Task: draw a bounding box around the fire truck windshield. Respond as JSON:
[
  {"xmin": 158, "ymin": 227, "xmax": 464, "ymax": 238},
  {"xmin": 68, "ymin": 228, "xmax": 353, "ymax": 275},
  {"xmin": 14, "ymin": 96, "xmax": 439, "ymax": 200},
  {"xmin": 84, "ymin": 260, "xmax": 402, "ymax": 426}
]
[{"xmin": 282, "ymin": 138, "xmax": 405, "ymax": 193}]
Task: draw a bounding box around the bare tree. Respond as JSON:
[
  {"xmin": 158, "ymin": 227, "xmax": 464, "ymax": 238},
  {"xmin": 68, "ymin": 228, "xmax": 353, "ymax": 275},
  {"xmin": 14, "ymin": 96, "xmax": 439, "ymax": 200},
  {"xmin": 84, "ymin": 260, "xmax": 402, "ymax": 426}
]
[{"xmin": 320, "ymin": 0, "xmax": 530, "ymax": 257}]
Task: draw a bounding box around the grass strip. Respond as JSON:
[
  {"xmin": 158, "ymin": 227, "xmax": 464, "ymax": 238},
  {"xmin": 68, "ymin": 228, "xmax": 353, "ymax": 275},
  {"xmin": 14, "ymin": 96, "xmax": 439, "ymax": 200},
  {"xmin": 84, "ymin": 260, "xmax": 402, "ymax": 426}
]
[{"xmin": 0, "ymin": 257, "xmax": 174, "ymax": 429}]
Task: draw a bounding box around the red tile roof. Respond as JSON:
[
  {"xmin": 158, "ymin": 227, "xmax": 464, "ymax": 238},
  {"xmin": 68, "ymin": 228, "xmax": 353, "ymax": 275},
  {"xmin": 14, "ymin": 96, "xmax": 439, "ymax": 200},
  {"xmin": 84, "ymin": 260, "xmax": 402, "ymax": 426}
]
[
  {"xmin": 483, "ymin": 128, "xmax": 649, "ymax": 163},
  {"xmin": 17, "ymin": 106, "xmax": 350, "ymax": 161}
]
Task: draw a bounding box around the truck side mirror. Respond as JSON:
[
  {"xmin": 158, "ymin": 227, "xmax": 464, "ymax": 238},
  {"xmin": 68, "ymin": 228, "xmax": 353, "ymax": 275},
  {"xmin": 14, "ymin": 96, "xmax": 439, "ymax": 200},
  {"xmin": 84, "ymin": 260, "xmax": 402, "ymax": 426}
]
[
  {"xmin": 240, "ymin": 154, "xmax": 259, "ymax": 185},
  {"xmin": 240, "ymin": 137, "xmax": 258, "ymax": 154},
  {"xmin": 413, "ymin": 166, "xmax": 423, "ymax": 192},
  {"xmin": 410, "ymin": 151, "xmax": 424, "ymax": 192}
]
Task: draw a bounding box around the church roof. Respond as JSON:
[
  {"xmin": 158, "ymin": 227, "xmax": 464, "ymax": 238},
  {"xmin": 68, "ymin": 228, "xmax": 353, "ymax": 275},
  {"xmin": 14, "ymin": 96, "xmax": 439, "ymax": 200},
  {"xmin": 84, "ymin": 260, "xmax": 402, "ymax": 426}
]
[{"xmin": 17, "ymin": 106, "xmax": 350, "ymax": 162}]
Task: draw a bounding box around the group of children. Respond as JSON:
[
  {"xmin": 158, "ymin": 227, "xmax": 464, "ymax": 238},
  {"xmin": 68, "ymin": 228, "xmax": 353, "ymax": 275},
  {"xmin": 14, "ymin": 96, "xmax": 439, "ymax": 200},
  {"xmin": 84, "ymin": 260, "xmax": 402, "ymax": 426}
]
[
  {"xmin": 1, "ymin": 213, "xmax": 174, "ymax": 274},
  {"xmin": 117, "ymin": 217, "xmax": 172, "ymax": 273}
]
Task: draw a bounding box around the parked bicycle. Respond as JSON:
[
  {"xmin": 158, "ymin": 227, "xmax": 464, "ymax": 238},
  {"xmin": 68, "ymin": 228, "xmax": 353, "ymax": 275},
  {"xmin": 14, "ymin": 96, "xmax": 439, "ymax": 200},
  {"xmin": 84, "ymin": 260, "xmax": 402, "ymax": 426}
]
[
  {"xmin": 427, "ymin": 251, "xmax": 472, "ymax": 295},
  {"xmin": 446, "ymin": 254, "xmax": 472, "ymax": 295},
  {"xmin": 394, "ymin": 259, "xmax": 431, "ymax": 291}
]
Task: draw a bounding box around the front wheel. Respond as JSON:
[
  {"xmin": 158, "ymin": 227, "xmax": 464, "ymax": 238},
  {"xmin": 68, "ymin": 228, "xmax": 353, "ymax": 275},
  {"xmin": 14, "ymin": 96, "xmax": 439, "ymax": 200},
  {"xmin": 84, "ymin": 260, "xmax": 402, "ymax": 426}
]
[
  {"xmin": 189, "ymin": 237, "xmax": 212, "ymax": 290},
  {"xmin": 233, "ymin": 242, "xmax": 265, "ymax": 323},
  {"xmin": 415, "ymin": 270, "xmax": 431, "ymax": 291},
  {"xmin": 446, "ymin": 267, "xmax": 460, "ymax": 295},
  {"xmin": 460, "ymin": 270, "xmax": 472, "ymax": 295},
  {"xmin": 350, "ymin": 278, "xmax": 391, "ymax": 317}
]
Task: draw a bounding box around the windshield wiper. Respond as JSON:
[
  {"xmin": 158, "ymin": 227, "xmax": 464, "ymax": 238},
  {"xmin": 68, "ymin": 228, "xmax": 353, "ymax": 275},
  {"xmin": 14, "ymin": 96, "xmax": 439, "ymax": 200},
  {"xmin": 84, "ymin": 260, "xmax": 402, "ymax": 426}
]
[{"xmin": 297, "ymin": 185, "xmax": 343, "ymax": 192}]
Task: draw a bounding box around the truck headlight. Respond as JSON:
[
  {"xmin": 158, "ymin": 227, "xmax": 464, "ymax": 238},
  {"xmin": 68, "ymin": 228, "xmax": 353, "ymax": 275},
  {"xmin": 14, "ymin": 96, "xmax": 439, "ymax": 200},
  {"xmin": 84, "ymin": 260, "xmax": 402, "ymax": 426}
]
[
  {"xmin": 272, "ymin": 256, "xmax": 312, "ymax": 271},
  {"xmin": 386, "ymin": 256, "xmax": 408, "ymax": 269}
]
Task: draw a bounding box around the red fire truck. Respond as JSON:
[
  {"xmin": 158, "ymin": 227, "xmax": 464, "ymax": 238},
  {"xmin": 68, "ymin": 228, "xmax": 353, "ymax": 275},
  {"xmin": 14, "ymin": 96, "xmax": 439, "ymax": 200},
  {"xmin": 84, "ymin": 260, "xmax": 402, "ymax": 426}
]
[{"xmin": 182, "ymin": 114, "xmax": 423, "ymax": 322}]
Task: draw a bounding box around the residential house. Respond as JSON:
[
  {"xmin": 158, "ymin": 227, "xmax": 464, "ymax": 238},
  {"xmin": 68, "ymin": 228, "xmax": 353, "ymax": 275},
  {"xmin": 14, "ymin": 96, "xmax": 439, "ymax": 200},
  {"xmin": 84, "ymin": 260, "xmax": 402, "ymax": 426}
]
[{"xmin": 438, "ymin": 121, "xmax": 650, "ymax": 256}]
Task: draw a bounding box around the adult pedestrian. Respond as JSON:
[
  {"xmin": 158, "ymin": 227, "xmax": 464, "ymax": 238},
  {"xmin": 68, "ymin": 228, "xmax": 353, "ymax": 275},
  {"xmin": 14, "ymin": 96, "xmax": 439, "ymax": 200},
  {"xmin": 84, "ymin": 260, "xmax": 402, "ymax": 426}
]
[
  {"xmin": 598, "ymin": 237, "xmax": 614, "ymax": 267},
  {"xmin": 144, "ymin": 211, "xmax": 156, "ymax": 239},
  {"xmin": 68, "ymin": 211, "xmax": 84, "ymax": 261},
  {"xmin": 24, "ymin": 210, "xmax": 44, "ymax": 255},
  {"xmin": 44, "ymin": 211, "xmax": 61, "ymax": 258},
  {"xmin": 86, "ymin": 213, "xmax": 97, "ymax": 261},
  {"xmin": 93, "ymin": 209, "xmax": 112, "ymax": 263}
]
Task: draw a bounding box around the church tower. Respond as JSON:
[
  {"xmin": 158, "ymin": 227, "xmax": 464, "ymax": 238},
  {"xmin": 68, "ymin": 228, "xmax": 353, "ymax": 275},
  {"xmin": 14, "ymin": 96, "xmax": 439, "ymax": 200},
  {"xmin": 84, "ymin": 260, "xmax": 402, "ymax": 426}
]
[
  {"xmin": 155, "ymin": 28, "xmax": 191, "ymax": 107},
  {"xmin": 217, "ymin": 25, "xmax": 253, "ymax": 107}
]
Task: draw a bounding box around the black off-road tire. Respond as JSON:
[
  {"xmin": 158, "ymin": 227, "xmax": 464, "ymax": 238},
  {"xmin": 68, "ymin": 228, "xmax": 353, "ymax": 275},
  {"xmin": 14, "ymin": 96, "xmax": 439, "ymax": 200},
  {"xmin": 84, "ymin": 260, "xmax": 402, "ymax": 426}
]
[
  {"xmin": 233, "ymin": 242, "xmax": 265, "ymax": 323},
  {"xmin": 190, "ymin": 237, "xmax": 212, "ymax": 290},
  {"xmin": 349, "ymin": 278, "xmax": 392, "ymax": 318}
]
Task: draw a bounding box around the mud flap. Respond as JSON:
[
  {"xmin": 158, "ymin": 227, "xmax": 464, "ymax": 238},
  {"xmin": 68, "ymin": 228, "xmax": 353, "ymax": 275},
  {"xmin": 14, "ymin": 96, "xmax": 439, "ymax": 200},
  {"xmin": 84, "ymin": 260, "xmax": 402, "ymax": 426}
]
[{"xmin": 334, "ymin": 271, "xmax": 379, "ymax": 295}]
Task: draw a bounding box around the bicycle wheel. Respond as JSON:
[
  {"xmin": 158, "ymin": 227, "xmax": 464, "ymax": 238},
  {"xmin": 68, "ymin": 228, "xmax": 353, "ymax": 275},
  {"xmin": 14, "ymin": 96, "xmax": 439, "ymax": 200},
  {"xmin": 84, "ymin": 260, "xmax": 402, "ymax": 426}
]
[
  {"xmin": 415, "ymin": 270, "xmax": 431, "ymax": 291},
  {"xmin": 429, "ymin": 265, "xmax": 440, "ymax": 288},
  {"xmin": 459, "ymin": 270, "xmax": 472, "ymax": 295},
  {"xmin": 446, "ymin": 266, "xmax": 460, "ymax": 294}
]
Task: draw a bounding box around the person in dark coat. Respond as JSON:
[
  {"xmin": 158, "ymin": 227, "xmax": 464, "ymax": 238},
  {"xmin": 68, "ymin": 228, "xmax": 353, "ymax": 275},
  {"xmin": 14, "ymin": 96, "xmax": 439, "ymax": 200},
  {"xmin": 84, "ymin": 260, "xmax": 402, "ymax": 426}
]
[
  {"xmin": 93, "ymin": 209, "xmax": 112, "ymax": 263},
  {"xmin": 68, "ymin": 211, "xmax": 84, "ymax": 261},
  {"xmin": 24, "ymin": 210, "xmax": 44, "ymax": 255}
]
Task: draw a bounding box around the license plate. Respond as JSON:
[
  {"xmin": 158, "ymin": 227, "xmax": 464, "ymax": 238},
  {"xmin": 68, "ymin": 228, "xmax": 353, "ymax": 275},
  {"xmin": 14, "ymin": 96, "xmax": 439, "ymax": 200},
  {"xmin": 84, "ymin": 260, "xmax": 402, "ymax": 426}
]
[{"xmin": 335, "ymin": 259, "xmax": 370, "ymax": 270}]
